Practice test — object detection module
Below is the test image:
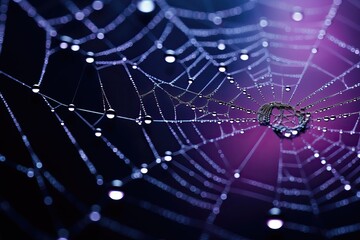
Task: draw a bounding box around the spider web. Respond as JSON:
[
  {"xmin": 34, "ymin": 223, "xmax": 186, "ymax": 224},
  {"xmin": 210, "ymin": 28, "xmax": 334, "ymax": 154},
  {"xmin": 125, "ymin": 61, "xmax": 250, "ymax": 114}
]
[{"xmin": 0, "ymin": 0, "xmax": 360, "ymax": 239}]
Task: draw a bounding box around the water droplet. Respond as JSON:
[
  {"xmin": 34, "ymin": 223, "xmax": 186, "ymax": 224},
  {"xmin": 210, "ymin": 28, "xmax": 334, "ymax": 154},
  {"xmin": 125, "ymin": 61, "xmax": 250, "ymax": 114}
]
[
  {"xmin": 106, "ymin": 108, "xmax": 116, "ymax": 119},
  {"xmin": 326, "ymin": 165, "xmax": 332, "ymax": 171},
  {"xmin": 227, "ymin": 76, "xmax": 235, "ymax": 84},
  {"xmin": 32, "ymin": 84, "xmax": 40, "ymax": 93},
  {"xmin": 108, "ymin": 190, "xmax": 124, "ymax": 200},
  {"xmin": 112, "ymin": 179, "xmax": 122, "ymax": 187},
  {"xmin": 68, "ymin": 104, "xmax": 75, "ymax": 112},
  {"xmin": 86, "ymin": 57, "xmax": 94, "ymax": 63},
  {"xmin": 75, "ymin": 11, "xmax": 85, "ymax": 21},
  {"xmin": 89, "ymin": 211, "xmax": 101, "ymax": 221},
  {"xmin": 259, "ymin": 19, "xmax": 268, "ymax": 27},
  {"xmin": 344, "ymin": 184, "xmax": 351, "ymax": 191},
  {"xmin": 59, "ymin": 42, "xmax": 68, "ymax": 49},
  {"xmin": 156, "ymin": 41, "xmax": 163, "ymax": 49},
  {"xmin": 95, "ymin": 128, "xmax": 102, "ymax": 137},
  {"xmin": 137, "ymin": 0, "xmax": 155, "ymax": 13},
  {"xmin": 217, "ymin": 41, "xmax": 226, "ymax": 50},
  {"xmin": 292, "ymin": 9, "xmax": 303, "ymax": 22},
  {"xmin": 164, "ymin": 50, "xmax": 176, "ymax": 63},
  {"xmin": 267, "ymin": 207, "xmax": 283, "ymax": 230},
  {"xmin": 284, "ymin": 132, "xmax": 291, "ymax": 138},
  {"xmin": 212, "ymin": 16, "xmax": 222, "ymax": 25},
  {"xmin": 140, "ymin": 167, "xmax": 148, "ymax": 174},
  {"xmin": 144, "ymin": 115, "xmax": 153, "ymax": 124},
  {"xmin": 218, "ymin": 64, "xmax": 227, "ymax": 72},
  {"xmin": 97, "ymin": 32, "xmax": 104, "ymax": 39},
  {"xmin": 164, "ymin": 151, "xmax": 172, "ymax": 161},
  {"xmin": 92, "ymin": 1, "xmax": 104, "ymax": 11},
  {"xmin": 44, "ymin": 196, "xmax": 53, "ymax": 205},
  {"xmin": 71, "ymin": 44, "xmax": 80, "ymax": 51},
  {"xmin": 240, "ymin": 52, "xmax": 249, "ymax": 61}
]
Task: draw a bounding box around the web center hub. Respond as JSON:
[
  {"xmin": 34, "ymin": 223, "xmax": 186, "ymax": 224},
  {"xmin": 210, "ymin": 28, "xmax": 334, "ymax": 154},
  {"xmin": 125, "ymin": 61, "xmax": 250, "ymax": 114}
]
[{"xmin": 257, "ymin": 102, "xmax": 310, "ymax": 138}]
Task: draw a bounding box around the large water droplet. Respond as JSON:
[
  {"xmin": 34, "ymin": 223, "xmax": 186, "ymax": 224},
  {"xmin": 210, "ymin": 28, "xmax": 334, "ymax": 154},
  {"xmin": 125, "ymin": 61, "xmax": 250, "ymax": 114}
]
[
  {"xmin": 164, "ymin": 50, "xmax": 176, "ymax": 63},
  {"xmin": 106, "ymin": 108, "xmax": 116, "ymax": 119},
  {"xmin": 32, "ymin": 84, "xmax": 40, "ymax": 93},
  {"xmin": 144, "ymin": 115, "xmax": 153, "ymax": 124}
]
